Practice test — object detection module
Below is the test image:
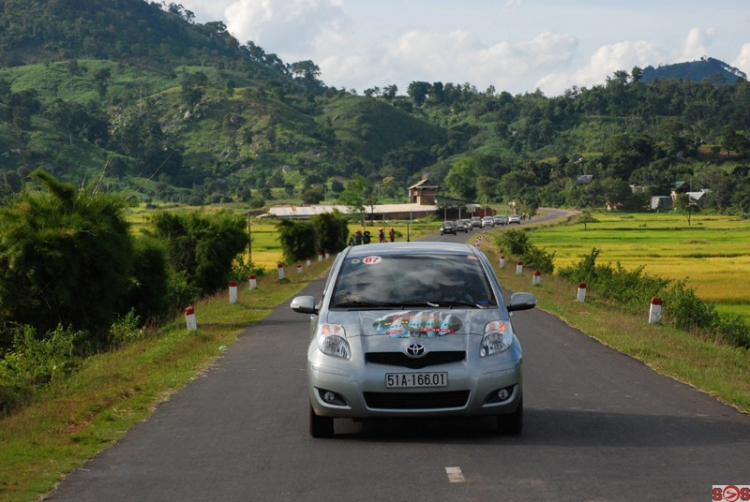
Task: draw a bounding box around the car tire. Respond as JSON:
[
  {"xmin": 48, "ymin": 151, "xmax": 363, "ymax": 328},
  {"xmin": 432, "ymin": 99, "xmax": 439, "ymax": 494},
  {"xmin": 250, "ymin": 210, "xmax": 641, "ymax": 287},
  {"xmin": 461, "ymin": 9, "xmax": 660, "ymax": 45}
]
[
  {"xmin": 497, "ymin": 398, "xmax": 523, "ymax": 435},
  {"xmin": 309, "ymin": 404, "xmax": 334, "ymax": 438}
]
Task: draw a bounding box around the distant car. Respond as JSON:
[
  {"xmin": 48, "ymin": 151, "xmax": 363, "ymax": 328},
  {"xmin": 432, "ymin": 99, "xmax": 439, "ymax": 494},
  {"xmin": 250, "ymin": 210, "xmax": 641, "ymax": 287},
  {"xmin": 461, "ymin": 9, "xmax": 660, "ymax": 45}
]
[
  {"xmin": 494, "ymin": 215, "xmax": 508, "ymax": 226},
  {"xmin": 440, "ymin": 221, "xmax": 457, "ymax": 235},
  {"xmin": 456, "ymin": 219, "xmax": 471, "ymax": 232},
  {"xmin": 508, "ymin": 215, "xmax": 521, "ymax": 224},
  {"xmin": 470, "ymin": 217, "xmax": 482, "ymax": 228},
  {"xmin": 482, "ymin": 216, "xmax": 495, "ymax": 228},
  {"xmin": 290, "ymin": 242, "xmax": 537, "ymax": 437}
]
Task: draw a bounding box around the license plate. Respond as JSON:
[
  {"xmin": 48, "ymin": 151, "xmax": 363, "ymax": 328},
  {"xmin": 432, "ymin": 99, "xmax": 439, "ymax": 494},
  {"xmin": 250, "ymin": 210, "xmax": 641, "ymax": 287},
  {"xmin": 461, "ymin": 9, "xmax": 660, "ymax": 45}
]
[{"xmin": 385, "ymin": 372, "xmax": 448, "ymax": 388}]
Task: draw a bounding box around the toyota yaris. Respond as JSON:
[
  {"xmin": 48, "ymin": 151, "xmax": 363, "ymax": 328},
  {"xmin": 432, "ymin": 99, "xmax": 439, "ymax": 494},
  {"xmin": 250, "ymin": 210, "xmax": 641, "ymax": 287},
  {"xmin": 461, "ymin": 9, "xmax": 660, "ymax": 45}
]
[{"xmin": 290, "ymin": 242, "xmax": 536, "ymax": 437}]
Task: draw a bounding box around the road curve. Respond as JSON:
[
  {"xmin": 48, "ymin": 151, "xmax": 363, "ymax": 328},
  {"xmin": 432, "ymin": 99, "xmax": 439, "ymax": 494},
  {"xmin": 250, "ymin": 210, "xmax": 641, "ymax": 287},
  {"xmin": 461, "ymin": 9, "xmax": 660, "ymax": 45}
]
[{"xmin": 45, "ymin": 209, "xmax": 749, "ymax": 502}]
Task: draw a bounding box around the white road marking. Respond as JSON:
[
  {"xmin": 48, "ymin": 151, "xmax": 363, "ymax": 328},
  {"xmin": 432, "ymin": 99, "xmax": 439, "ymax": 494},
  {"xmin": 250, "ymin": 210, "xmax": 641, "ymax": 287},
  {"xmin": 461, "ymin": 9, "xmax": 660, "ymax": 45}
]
[{"xmin": 445, "ymin": 466, "xmax": 465, "ymax": 483}]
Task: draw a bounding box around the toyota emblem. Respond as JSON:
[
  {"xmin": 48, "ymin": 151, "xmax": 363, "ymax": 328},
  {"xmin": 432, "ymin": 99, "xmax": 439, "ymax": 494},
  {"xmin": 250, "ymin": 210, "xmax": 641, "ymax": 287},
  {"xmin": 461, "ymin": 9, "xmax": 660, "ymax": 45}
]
[{"xmin": 406, "ymin": 344, "xmax": 426, "ymax": 357}]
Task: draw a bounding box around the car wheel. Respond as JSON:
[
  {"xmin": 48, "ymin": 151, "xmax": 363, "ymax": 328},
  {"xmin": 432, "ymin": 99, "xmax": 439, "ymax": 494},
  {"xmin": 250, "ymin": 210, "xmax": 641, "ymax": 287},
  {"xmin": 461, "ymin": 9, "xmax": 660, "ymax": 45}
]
[
  {"xmin": 309, "ymin": 404, "xmax": 334, "ymax": 438},
  {"xmin": 497, "ymin": 398, "xmax": 523, "ymax": 435}
]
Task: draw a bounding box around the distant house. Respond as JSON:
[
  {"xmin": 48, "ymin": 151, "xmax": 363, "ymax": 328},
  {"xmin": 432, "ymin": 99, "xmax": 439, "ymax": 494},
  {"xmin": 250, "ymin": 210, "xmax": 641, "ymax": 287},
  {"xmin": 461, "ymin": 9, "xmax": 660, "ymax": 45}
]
[
  {"xmin": 408, "ymin": 175, "xmax": 440, "ymax": 205},
  {"xmin": 576, "ymin": 174, "xmax": 594, "ymax": 185},
  {"xmin": 650, "ymin": 196, "xmax": 673, "ymax": 210}
]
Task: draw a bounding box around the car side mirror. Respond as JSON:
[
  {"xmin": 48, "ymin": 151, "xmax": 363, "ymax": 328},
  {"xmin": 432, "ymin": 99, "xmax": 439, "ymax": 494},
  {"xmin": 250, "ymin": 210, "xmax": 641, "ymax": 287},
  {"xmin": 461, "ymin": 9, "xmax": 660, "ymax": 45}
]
[
  {"xmin": 507, "ymin": 292, "xmax": 536, "ymax": 312},
  {"xmin": 290, "ymin": 295, "xmax": 318, "ymax": 314}
]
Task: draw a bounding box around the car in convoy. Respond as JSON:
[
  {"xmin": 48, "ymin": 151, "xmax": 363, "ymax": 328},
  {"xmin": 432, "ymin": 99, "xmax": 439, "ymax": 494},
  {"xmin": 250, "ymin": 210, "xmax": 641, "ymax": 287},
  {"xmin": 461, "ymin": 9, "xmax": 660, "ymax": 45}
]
[
  {"xmin": 508, "ymin": 215, "xmax": 521, "ymax": 224},
  {"xmin": 439, "ymin": 221, "xmax": 457, "ymax": 235},
  {"xmin": 481, "ymin": 216, "xmax": 495, "ymax": 228},
  {"xmin": 290, "ymin": 242, "xmax": 537, "ymax": 437},
  {"xmin": 493, "ymin": 215, "xmax": 508, "ymax": 226},
  {"xmin": 456, "ymin": 219, "xmax": 471, "ymax": 232},
  {"xmin": 470, "ymin": 217, "xmax": 482, "ymax": 228}
]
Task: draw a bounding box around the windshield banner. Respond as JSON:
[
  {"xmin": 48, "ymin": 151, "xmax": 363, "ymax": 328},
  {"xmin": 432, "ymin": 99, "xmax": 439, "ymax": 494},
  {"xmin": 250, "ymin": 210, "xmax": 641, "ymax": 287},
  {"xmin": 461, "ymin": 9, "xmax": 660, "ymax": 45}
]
[{"xmin": 373, "ymin": 311, "xmax": 464, "ymax": 338}]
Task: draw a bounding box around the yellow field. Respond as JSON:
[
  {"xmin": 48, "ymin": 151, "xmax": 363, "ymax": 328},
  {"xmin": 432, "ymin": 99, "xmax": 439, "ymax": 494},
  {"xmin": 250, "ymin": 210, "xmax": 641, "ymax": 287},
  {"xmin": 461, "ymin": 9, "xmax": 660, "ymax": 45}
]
[{"xmin": 527, "ymin": 212, "xmax": 750, "ymax": 320}]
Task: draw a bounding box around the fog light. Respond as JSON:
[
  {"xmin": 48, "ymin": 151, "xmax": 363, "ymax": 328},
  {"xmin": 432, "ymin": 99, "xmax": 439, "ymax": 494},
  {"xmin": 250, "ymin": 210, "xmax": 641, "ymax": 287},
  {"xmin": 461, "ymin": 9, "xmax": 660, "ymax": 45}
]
[
  {"xmin": 323, "ymin": 391, "xmax": 336, "ymax": 403},
  {"xmin": 497, "ymin": 389, "xmax": 510, "ymax": 400}
]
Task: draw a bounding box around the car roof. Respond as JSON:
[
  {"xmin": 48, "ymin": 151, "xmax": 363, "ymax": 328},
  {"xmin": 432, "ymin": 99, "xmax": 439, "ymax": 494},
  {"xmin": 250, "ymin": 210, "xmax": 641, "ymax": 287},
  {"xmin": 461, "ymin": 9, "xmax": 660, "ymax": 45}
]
[{"xmin": 345, "ymin": 241, "xmax": 478, "ymax": 258}]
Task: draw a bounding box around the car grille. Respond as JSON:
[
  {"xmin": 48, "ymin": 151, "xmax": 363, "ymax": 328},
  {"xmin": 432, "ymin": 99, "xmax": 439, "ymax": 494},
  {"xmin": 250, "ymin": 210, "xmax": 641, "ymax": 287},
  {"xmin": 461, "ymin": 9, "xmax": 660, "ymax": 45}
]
[
  {"xmin": 365, "ymin": 351, "xmax": 466, "ymax": 369},
  {"xmin": 364, "ymin": 391, "xmax": 470, "ymax": 410}
]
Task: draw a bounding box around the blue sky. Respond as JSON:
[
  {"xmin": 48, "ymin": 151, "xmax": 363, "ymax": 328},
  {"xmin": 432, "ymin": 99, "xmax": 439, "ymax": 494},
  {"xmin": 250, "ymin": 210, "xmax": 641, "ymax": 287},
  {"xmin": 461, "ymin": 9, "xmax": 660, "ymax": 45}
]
[{"xmin": 176, "ymin": 0, "xmax": 750, "ymax": 96}]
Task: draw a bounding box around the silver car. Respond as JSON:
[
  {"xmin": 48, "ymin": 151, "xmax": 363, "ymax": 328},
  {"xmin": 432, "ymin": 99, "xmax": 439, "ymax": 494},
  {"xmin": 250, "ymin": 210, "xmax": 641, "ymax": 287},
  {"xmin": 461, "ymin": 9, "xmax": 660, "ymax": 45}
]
[{"xmin": 291, "ymin": 242, "xmax": 536, "ymax": 437}]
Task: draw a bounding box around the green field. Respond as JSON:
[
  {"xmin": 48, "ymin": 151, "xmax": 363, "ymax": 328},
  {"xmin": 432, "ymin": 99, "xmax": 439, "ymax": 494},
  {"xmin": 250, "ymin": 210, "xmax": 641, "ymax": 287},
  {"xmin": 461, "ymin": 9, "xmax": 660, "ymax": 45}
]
[{"xmin": 527, "ymin": 212, "xmax": 750, "ymax": 322}]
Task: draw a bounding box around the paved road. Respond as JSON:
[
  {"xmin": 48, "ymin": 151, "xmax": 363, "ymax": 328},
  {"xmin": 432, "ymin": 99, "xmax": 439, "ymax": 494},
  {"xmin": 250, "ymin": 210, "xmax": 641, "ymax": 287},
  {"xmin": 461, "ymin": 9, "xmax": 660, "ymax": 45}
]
[{"xmin": 45, "ymin": 211, "xmax": 749, "ymax": 502}]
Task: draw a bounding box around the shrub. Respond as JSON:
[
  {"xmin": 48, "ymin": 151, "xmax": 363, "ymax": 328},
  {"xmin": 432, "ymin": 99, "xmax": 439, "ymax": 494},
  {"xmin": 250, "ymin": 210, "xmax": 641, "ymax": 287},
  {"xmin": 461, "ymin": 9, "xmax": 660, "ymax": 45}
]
[
  {"xmin": 0, "ymin": 325, "xmax": 84, "ymax": 413},
  {"xmin": 661, "ymin": 281, "xmax": 717, "ymax": 332},
  {"xmin": 497, "ymin": 229, "xmax": 530, "ymax": 256},
  {"xmin": 276, "ymin": 219, "xmax": 317, "ymax": 264},
  {"xmin": 521, "ymin": 245, "xmax": 556, "ymax": 275},
  {"xmin": 151, "ymin": 210, "xmax": 250, "ymax": 296},
  {"xmin": 0, "ymin": 170, "xmax": 135, "ymax": 347}
]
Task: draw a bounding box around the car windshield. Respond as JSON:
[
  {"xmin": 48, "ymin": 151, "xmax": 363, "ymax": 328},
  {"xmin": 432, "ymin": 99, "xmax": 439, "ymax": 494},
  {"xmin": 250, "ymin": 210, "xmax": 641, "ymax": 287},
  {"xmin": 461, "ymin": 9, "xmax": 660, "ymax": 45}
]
[{"xmin": 330, "ymin": 252, "xmax": 497, "ymax": 309}]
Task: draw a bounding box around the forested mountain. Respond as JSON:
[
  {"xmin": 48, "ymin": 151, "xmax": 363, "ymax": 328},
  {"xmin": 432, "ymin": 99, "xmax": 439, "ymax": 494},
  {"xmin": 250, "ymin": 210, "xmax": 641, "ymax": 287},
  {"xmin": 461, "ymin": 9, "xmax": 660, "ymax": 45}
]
[
  {"xmin": 641, "ymin": 57, "xmax": 747, "ymax": 84},
  {"xmin": 1, "ymin": 0, "xmax": 749, "ymax": 214}
]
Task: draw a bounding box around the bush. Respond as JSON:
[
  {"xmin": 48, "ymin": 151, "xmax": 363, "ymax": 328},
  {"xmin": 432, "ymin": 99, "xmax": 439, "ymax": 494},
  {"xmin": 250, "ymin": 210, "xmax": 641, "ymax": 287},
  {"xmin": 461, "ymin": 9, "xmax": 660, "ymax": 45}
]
[
  {"xmin": 0, "ymin": 171, "xmax": 135, "ymax": 347},
  {"xmin": 521, "ymin": 245, "xmax": 556, "ymax": 275},
  {"xmin": 277, "ymin": 219, "xmax": 317, "ymax": 264},
  {"xmin": 0, "ymin": 325, "xmax": 84, "ymax": 413},
  {"xmin": 497, "ymin": 229, "xmax": 530, "ymax": 255},
  {"xmin": 151, "ymin": 210, "xmax": 250, "ymax": 296},
  {"xmin": 661, "ymin": 281, "xmax": 717, "ymax": 332}
]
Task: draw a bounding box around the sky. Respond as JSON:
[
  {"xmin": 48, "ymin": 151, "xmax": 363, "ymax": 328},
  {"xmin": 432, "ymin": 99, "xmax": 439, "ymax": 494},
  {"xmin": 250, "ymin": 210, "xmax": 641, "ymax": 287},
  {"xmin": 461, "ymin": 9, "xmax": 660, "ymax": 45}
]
[{"xmin": 174, "ymin": 0, "xmax": 750, "ymax": 97}]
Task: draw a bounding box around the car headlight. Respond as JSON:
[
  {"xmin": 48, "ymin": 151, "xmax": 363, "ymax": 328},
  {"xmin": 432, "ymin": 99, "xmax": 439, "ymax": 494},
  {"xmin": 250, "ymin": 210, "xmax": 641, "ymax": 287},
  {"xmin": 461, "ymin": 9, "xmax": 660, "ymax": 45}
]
[
  {"xmin": 317, "ymin": 323, "xmax": 351, "ymax": 359},
  {"xmin": 480, "ymin": 320, "xmax": 512, "ymax": 357}
]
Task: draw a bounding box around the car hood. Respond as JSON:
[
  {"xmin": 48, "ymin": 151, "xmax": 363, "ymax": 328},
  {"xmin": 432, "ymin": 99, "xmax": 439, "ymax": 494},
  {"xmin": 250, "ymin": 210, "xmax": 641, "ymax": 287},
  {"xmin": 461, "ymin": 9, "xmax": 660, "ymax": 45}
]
[{"xmin": 323, "ymin": 309, "xmax": 505, "ymax": 338}]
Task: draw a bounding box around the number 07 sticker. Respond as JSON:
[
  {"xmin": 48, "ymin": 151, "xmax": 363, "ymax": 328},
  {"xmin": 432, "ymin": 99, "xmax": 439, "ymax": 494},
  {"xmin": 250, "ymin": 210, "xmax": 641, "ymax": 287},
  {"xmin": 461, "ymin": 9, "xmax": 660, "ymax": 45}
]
[{"xmin": 363, "ymin": 256, "xmax": 382, "ymax": 265}]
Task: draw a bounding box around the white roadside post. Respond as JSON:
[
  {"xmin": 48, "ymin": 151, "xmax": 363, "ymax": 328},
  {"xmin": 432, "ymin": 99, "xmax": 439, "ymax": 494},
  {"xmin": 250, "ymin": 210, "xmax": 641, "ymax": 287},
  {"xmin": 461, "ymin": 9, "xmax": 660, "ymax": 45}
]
[
  {"xmin": 229, "ymin": 281, "xmax": 238, "ymax": 304},
  {"xmin": 306, "ymin": 257, "xmax": 311, "ymax": 267},
  {"xmin": 516, "ymin": 262, "xmax": 523, "ymax": 275},
  {"xmin": 318, "ymin": 252, "xmax": 323, "ymax": 262},
  {"xmin": 249, "ymin": 275, "xmax": 257, "ymax": 289},
  {"xmin": 499, "ymin": 256, "xmax": 506, "ymax": 268},
  {"xmin": 325, "ymin": 250, "xmax": 330, "ymax": 260},
  {"xmin": 296, "ymin": 263, "xmax": 303, "ymax": 274},
  {"xmin": 649, "ymin": 297, "xmax": 663, "ymax": 324},
  {"xmin": 533, "ymin": 270, "xmax": 541, "ymax": 286},
  {"xmin": 577, "ymin": 282, "xmax": 587, "ymax": 302},
  {"xmin": 277, "ymin": 263, "xmax": 285, "ymax": 281},
  {"xmin": 185, "ymin": 306, "xmax": 197, "ymax": 331}
]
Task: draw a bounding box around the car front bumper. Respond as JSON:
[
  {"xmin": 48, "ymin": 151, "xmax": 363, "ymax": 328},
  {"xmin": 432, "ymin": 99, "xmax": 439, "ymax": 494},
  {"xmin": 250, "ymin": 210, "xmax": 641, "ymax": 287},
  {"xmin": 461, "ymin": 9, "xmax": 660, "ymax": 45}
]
[{"xmin": 307, "ymin": 353, "xmax": 522, "ymax": 419}]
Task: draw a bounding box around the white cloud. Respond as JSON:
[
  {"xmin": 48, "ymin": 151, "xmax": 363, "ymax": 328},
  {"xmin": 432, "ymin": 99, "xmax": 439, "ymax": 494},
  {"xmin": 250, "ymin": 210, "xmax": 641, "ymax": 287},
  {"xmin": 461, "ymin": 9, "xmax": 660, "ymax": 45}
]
[
  {"xmin": 224, "ymin": 0, "xmax": 347, "ymax": 55},
  {"xmin": 536, "ymin": 40, "xmax": 663, "ymax": 96},
  {"xmin": 678, "ymin": 27, "xmax": 717, "ymax": 61},
  {"xmin": 331, "ymin": 29, "xmax": 579, "ymax": 93},
  {"xmin": 733, "ymin": 43, "xmax": 750, "ymax": 78}
]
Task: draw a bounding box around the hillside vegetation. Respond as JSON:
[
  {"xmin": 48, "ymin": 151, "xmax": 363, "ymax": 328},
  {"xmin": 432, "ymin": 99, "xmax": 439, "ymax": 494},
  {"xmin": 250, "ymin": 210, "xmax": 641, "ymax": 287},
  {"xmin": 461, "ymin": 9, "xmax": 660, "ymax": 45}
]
[{"xmin": 0, "ymin": 1, "xmax": 749, "ymax": 214}]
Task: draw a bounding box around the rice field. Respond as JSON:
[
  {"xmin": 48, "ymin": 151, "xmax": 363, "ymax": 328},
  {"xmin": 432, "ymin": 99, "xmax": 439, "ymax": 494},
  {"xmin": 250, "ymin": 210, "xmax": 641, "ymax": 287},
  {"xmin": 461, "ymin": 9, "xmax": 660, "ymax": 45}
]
[{"xmin": 527, "ymin": 212, "xmax": 750, "ymax": 321}]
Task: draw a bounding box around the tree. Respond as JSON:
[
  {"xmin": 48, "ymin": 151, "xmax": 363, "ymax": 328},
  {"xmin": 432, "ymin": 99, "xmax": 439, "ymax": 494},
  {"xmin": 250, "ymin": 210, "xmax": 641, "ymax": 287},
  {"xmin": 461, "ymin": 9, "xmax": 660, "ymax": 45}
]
[
  {"xmin": 151, "ymin": 211, "xmax": 249, "ymax": 296},
  {"xmin": 445, "ymin": 157, "xmax": 478, "ymax": 200},
  {"xmin": 407, "ymin": 81, "xmax": 430, "ymax": 106},
  {"xmin": 674, "ymin": 193, "xmax": 699, "ymax": 225},
  {"xmin": 312, "ymin": 210, "xmax": 349, "ymax": 254},
  {"xmin": 276, "ymin": 219, "xmax": 317, "ymax": 264},
  {"xmin": 0, "ymin": 171, "xmax": 136, "ymax": 345},
  {"xmin": 338, "ymin": 175, "xmax": 367, "ymax": 224}
]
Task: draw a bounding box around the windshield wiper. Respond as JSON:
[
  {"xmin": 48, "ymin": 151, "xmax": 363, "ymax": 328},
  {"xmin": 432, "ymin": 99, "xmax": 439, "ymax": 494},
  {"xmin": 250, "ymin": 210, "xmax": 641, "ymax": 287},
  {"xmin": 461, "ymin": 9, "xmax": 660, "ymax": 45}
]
[{"xmin": 429, "ymin": 300, "xmax": 488, "ymax": 309}]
